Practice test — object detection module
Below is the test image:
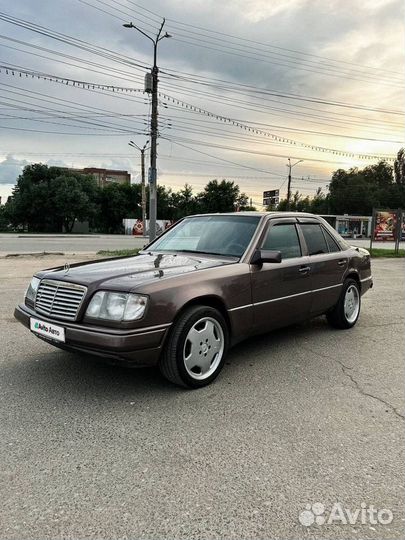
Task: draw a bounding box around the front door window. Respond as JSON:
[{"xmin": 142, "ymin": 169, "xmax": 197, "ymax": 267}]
[{"xmin": 262, "ymin": 223, "xmax": 302, "ymax": 259}]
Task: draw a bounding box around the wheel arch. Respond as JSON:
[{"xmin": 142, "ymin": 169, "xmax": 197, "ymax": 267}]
[
  {"xmin": 345, "ymin": 270, "xmax": 361, "ymax": 291},
  {"xmin": 170, "ymin": 295, "xmax": 232, "ymax": 338}
]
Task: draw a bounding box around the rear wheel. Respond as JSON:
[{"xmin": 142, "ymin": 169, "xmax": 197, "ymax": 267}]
[
  {"xmin": 326, "ymin": 278, "xmax": 361, "ymax": 329},
  {"xmin": 159, "ymin": 305, "xmax": 229, "ymax": 388}
]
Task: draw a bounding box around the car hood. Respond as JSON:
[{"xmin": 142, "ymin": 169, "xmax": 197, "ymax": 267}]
[{"xmin": 37, "ymin": 252, "xmax": 235, "ymax": 290}]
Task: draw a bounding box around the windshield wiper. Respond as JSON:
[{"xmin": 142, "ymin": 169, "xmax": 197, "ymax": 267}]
[{"xmin": 170, "ymin": 249, "xmax": 239, "ymax": 258}]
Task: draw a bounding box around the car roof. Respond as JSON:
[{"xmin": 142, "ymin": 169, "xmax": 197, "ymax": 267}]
[{"xmin": 187, "ymin": 211, "xmax": 320, "ymax": 219}]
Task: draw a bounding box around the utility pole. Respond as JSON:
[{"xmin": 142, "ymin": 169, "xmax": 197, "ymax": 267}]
[
  {"xmin": 129, "ymin": 140, "xmax": 149, "ymax": 236},
  {"xmin": 123, "ymin": 19, "xmax": 171, "ymax": 241},
  {"xmin": 286, "ymin": 158, "xmax": 304, "ymax": 210}
]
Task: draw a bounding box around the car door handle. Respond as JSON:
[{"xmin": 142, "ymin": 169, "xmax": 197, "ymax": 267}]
[
  {"xmin": 299, "ymin": 265, "xmax": 311, "ymax": 274},
  {"xmin": 337, "ymin": 259, "xmax": 347, "ymax": 266}
]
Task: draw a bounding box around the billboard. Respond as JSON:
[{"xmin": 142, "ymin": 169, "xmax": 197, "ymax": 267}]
[{"xmin": 263, "ymin": 189, "xmax": 280, "ymax": 207}]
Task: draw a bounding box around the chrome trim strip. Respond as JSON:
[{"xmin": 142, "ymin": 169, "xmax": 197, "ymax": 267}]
[
  {"xmin": 228, "ymin": 283, "xmax": 343, "ymax": 311},
  {"xmin": 360, "ymin": 276, "xmax": 372, "ymax": 283},
  {"xmin": 228, "ymin": 304, "xmax": 252, "ymax": 312},
  {"xmin": 19, "ymin": 303, "xmax": 171, "ymax": 334},
  {"xmin": 253, "ymin": 289, "xmax": 310, "ymax": 307},
  {"xmin": 311, "ymin": 283, "xmax": 343, "ymax": 293}
]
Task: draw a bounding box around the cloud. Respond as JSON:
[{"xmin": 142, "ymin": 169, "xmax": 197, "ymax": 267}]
[
  {"xmin": 0, "ymin": 0, "xmax": 403, "ymax": 204},
  {"xmin": 0, "ymin": 155, "xmax": 28, "ymax": 184}
]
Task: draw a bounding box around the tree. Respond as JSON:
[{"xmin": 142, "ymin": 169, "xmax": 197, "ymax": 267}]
[
  {"xmin": 95, "ymin": 183, "xmax": 141, "ymax": 233},
  {"xmin": 275, "ymin": 160, "xmax": 405, "ymax": 216},
  {"xmin": 394, "ymin": 148, "xmax": 405, "ymax": 186},
  {"xmin": 310, "ymin": 188, "xmax": 330, "ymax": 214},
  {"xmin": 235, "ymin": 192, "xmax": 256, "ymax": 211},
  {"xmin": 172, "ymin": 183, "xmax": 199, "ymax": 219},
  {"xmin": 197, "ymin": 179, "xmax": 243, "ymax": 213},
  {"xmin": 276, "ymin": 191, "xmax": 311, "ymax": 212},
  {"xmin": 328, "ymin": 161, "xmax": 399, "ymax": 215},
  {"xmin": 0, "ymin": 205, "xmax": 10, "ymax": 231},
  {"xmin": 52, "ymin": 174, "xmax": 98, "ymax": 232},
  {"xmin": 7, "ymin": 164, "xmax": 99, "ymax": 232},
  {"xmin": 156, "ymin": 182, "xmax": 255, "ymax": 220}
]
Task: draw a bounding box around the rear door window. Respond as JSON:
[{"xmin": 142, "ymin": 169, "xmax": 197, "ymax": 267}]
[
  {"xmin": 322, "ymin": 227, "xmax": 341, "ymax": 253},
  {"xmin": 301, "ymin": 224, "xmax": 328, "ymax": 255}
]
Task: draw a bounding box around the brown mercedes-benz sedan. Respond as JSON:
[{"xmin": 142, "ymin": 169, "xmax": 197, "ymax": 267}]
[{"xmin": 15, "ymin": 212, "xmax": 372, "ymax": 388}]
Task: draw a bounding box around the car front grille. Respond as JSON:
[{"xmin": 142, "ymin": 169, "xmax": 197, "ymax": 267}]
[{"xmin": 35, "ymin": 279, "xmax": 87, "ymax": 321}]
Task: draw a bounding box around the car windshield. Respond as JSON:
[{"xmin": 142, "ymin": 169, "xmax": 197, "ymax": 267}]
[{"xmin": 147, "ymin": 215, "xmax": 261, "ymax": 258}]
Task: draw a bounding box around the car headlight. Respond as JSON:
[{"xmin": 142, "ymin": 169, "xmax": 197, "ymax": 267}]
[
  {"xmin": 25, "ymin": 277, "xmax": 40, "ymax": 303},
  {"xmin": 85, "ymin": 291, "xmax": 148, "ymax": 321}
]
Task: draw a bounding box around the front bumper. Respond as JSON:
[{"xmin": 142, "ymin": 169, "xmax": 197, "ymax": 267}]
[{"xmin": 14, "ymin": 303, "xmax": 170, "ymax": 366}]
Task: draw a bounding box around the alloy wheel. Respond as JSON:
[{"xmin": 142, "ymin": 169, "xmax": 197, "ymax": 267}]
[
  {"xmin": 344, "ymin": 284, "xmax": 360, "ymax": 324},
  {"xmin": 183, "ymin": 316, "xmax": 225, "ymax": 380}
]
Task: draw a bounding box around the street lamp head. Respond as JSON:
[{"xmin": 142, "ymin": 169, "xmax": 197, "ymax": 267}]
[
  {"xmin": 123, "ymin": 22, "xmax": 134, "ymax": 28},
  {"xmin": 158, "ymin": 32, "xmax": 172, "ymax": 42}
]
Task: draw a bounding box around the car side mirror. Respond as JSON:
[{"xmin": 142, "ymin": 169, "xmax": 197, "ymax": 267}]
[{"xmin": 251, "ymin": 249, "xmax": 282, "ymax": 265}]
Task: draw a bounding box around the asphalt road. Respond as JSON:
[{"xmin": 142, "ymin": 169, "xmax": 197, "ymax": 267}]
[
  {"xmin": 0, "ymin": 256, "xmax": 404, "ymax": 539},
  {"xmin": 0, "ymin": 234, "xmax": 147, "ymax": 254},
  {"xmin": 0, "ymin": 233, "xmax": 402, "ymax": 254}
]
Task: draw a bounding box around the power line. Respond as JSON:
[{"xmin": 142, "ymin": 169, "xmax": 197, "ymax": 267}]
[
  {"xmin": 159, "ymin": 93, "xmax": 397, "ymax": 161},
  {"xmin": 159, "ymin": 71, "xmax": 405, "ymax": 116},
  {"xmin": 168, "ymin": 36, "xmax": 404, "ymax": 89},
  {"xmin": 0, "ymin": 12, "xmax": 149, "ymax": 72},
  {"xmin": 0, "ymin": 125, "xmax": 146, "ymax": 136},
  {"xmin": 158, "ymin": 82, "xmax": 404, "ymax": 130},
  {"xmin": 162, "ymin": 98, "xmax": 403, "ymax": 139},
  {"xmin": 161, "ymin": 138, "xmax": 287, "ymax": 177},
  {"xmin": 159, "ymin": 114, "xmax": 403, "ymax": 144},
  {"xmin": 3, "ymin": 65, "xmax": 401, "ymax": 150},
  {"xmin": 3, "ymin": 61, "xmax": 402, "ymax": 138},
  {"xmin": 0, "ymin": 35, "xmax": 146, "ymax": 84},
  {"xmin": 0, "ymin": 83, "xmax": 148, "ymax": 132},
  {"xmin": 105, "ymin": 0, "xmax": 404, "ymax": 79},
  {"xmin": 163, "ymin": 134, "xmax": 396, "ymax": 166},
  {"xmin": 83, "ymin": 0, "xmax": 404, "ymax": 87}
]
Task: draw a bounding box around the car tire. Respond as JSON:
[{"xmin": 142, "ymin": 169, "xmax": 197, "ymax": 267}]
[
  {"xmin": 326, "ymin": 278, "xmax": 361, "ymax": 329},
  {"xmin": 159, "ymin": 305, "xmax": 229, "ymax": 388}
]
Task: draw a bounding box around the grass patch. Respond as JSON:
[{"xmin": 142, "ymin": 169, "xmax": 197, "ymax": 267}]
[
  {"xmin": 370, "ymin": 248, "xmax": 405, "ymax": 258},
  {"xmin": 97, "ymin": 248, "xmax": 140, "ymax": 257}
]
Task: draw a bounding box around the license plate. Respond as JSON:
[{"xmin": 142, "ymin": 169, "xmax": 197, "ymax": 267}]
[{"xmin": 30, "ymin": 318, "xmax": 65, "ymax": 343}]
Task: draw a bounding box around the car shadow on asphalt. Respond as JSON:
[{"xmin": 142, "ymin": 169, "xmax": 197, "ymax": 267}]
[{"xmin": 6, "ymin": 315, "xmax": 336, "ymax": 403}]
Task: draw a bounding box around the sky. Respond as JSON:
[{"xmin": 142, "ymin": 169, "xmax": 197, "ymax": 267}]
[{"xmin": 0, "ymin": 0, "xmax": 404, "ymax": 208}]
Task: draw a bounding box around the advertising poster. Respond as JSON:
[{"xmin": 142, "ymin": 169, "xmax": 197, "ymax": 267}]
[
  {"xmin": 402, "ymin": 212, "xmax": 405, "ymax": 241},
  {"xmin": 123, "ymin": 218, "xmax": 173, "ymax": 236},
  {"xmin": 373, "ymin": 210, "xmax": 398, "ymax": 241}
]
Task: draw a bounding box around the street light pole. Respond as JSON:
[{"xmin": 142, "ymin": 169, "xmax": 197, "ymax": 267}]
[
  {"xmin": 123, "ymin": 19, "xmax": 171, "ymax": 241},
  {"xmin": 129, "ymin": 140, "xmax": 149, "ymax": 236},
  {"xmin": 286, "ymin": 158, "xmax": 304, "ymax": 210},
  {"xmin": 140, "ymin": 148, "xmax": 146, "ymax": 232}
]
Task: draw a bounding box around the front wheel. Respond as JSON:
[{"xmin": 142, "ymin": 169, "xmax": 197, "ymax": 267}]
[
  {"xmin": 326, "ymin": 278, "xmax": 361, "ymax": 329},
  {"xmin": 159, "ymin": 305, "xmax": 229, "ymax": 388}
]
